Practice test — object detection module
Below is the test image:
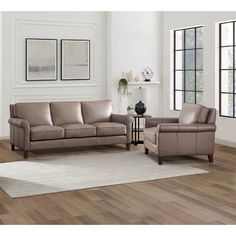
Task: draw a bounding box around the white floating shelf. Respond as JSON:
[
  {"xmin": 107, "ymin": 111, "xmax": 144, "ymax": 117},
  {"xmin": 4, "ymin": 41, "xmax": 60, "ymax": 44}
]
[{"xmin": 128, "ymin": 81, "xmax": 160, "ymax": 86}]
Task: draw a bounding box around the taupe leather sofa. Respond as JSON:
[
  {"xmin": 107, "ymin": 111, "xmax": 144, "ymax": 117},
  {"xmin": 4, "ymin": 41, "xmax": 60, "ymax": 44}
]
[
  {"xmin": 8, "ymin": 100, "xmax": 132, "ymax": 158},
  {"xmin": 144, "ymin": 103, "xmax": 217, "ymax": 165}
]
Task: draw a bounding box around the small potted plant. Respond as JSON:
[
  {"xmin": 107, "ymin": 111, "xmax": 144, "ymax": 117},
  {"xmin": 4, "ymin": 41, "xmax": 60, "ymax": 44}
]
[
  {"xmin": 127, "ymin": 105, "xmax": 134, "ymax": 115},
  {"xmin": 118, "ymin": 73, "xmax": 128, "ymax": 97}
]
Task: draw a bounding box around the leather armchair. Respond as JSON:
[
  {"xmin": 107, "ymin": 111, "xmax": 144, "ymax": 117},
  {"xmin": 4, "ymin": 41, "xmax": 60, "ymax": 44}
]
[{"xmin": 144, "ymin": 104, "xmax": 217, "ymax": 165}]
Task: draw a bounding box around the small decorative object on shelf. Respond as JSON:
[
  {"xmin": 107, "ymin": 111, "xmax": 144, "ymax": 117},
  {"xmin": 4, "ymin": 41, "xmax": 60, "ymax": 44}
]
[
  {"xmin": 127, "ymin": 70, "xmax": 134, "ymax": 82},
  {"xmin": 142, "ymin": 67, "xmax": 154, "ymax": 82},
  {"xmin": 118, "ymin": 72, "xmax": 128, "ymax": 96},
  {"xmin": 134, "ymin": 74, "xmax": 140, "ymax": 82},
  {"xmin": 135, "ymin": 101, "xmax": 146, "ymax": 115},
  {"xmin": 127, "ymin": 105, "xmax": 134, "ymax": 115}
]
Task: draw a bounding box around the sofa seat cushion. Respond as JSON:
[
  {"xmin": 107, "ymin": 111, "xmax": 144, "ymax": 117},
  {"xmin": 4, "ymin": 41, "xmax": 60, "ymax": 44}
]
[
  {"xmin": 62, "ymin": 124, "xmax": 96, "ymax": 138},
  {"xmin": 93, "ymin": 122, "xmax": 126, "ymax": 136},
  {"xmin": 144, "ymin": 127, "xmax": 157, "ymax": 144},
  {"xmin": 31, "ymin": 125, "xmax": 64, "ymax": 141}
]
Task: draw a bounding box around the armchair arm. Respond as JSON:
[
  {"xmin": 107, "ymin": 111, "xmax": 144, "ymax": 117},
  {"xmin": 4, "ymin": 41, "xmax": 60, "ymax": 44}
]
[
  {"xmin": 8, "ymin": 118, "xmax": 30, "ymax": 150},
  {"xmin": 145, "ymin": 117, "xmax": 179, "ymax": 128},
  {"xmin": 157, "ymin": 123, "xmax": 216, "ymax": 133},
  {"xmin": 111, "ymin": 114, "xmax": 133, "ymax": 143}
]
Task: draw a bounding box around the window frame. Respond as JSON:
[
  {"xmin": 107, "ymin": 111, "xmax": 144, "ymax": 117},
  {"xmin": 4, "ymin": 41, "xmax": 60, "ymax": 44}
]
[
  {"xmin": 173, "ymin": 26, "xmax": 204, "ymax": 111},
  {"xmin": 219, "ymin": 20, "xmax": 236, "ymax": 118}
]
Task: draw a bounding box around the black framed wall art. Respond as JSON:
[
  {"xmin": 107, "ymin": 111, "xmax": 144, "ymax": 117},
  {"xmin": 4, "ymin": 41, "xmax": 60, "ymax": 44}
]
[
  {"xmin": 61, "ymin": 39, "xmax": 90, "ymax": 80},
  {"xmin": 25, "ymin": 38, "xmax": 58, "ymax": 81}
]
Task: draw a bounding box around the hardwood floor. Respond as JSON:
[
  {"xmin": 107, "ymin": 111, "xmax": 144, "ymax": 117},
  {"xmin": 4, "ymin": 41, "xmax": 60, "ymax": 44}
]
[{"xmin": 0, "ymin": 139, "xmax": 235, "ymax": 224}]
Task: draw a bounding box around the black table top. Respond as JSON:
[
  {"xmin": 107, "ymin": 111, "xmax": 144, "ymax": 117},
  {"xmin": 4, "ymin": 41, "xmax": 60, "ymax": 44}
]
[{"xmin": 130, "ymin": 114, "xmax": 151, "ymax": 118}]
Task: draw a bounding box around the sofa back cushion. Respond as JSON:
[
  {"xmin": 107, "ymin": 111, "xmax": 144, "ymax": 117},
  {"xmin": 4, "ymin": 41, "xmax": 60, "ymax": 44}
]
[
  {"xmin": 179, "ymin": 103, "xmax": 209, "ymax": 124},
  {"xmin": 15, "ymin": 102, "xmax": 53, "ymax": 126},
  {"xmin": 81, "ymin": 100, "xmax": 113, "ymax": 124},
  {"xmin": 50, "ymin": 102, "xmax": 84, "ymax": 126}
]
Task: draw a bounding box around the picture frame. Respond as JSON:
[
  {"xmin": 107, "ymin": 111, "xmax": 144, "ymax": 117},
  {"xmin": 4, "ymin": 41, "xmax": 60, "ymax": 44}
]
[
  {"xmin": 25, "ymin": 38, "xmax": 58, "ymax": 81},
  {"xmin": 61, "ymin": 39, "xmax": 90, "ymax": 80}
]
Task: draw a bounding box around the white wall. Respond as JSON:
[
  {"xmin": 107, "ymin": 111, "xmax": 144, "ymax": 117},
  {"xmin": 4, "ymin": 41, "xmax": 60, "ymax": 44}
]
[
  {"xmin": 107, "ymin": 12, "xmax": 163, "ymax": 116},
  {"xmin": 1, "ymin": 11, "xmax": 107, "ymax": 137},
  {"xmin": 163, "ymin": 11, "xmax": 236, "ymax": 147}
]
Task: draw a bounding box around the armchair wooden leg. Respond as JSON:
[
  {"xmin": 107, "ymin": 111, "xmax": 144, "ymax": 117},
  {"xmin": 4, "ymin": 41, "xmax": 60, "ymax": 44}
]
[
  {"xmin": 126, "ymin": 143, "xmax": 130, "ymax": 151},
  {"xmin": 11, "ymin": 144, "xmax": 15, "ymax": 151},
  {"xmin": 24, "ymin": 150, "xmax": 29, "ymax": 159},
  {"xmin": 208, "ymin": 154, "xmax": 213, "ymax": 163},
  {"xmin": 145, "ymin": 147, "xmax": 149, "ymax": 155},
  {"xmin": 157, "ymin": 155, "xmax": 163, "ymax": 165}
]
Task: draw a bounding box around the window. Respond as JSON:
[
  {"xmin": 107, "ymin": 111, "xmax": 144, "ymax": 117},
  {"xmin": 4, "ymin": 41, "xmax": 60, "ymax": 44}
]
[
  {"xmin": 173, "ymin": 26, "xmax": 203, "ymax": 110},
  {"xmin": 219, "ymin": 21, "xmax": 236, "ymax": 118}
]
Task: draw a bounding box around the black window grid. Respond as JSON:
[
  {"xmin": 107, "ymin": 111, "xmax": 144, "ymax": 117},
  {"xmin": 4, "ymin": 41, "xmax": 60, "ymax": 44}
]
[
  {"xmin": 219, "ymin": 21, "xmax": 236, "ymax": 118},
  {"xmin": 173, "ymin": 26, "xmax": 204, "ymax": 111}
]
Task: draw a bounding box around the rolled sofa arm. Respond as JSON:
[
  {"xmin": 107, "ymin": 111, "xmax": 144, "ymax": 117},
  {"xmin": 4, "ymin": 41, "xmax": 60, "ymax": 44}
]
[
  {"xmin": 9, "ymin": 118, "xmax": 30, "ymax": 129},
  {"xmin": 145, "ymin": 117, "xmax": 179, "ymax": 128},
  {"xmin": 157, "ymin": 123, "xmax": 216, "ymax": 133},
  {"xmin": 111, "ymin": 114, "xmax": 133, "ymax": 143},
  {"xmin": 8, "ymin": 118, "xmax": 30, "ymax": 150}
]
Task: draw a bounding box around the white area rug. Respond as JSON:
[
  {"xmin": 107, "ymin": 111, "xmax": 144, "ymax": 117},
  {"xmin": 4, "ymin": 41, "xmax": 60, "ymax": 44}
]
[{"xmin": 0, "ymin": 151, "xmax": 208, "ymax": 198}]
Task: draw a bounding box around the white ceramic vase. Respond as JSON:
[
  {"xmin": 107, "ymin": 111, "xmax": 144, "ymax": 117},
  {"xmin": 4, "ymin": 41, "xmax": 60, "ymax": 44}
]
[{"xmin": 127, "ymin": 70, "xmax": 134, "ymax": 82}]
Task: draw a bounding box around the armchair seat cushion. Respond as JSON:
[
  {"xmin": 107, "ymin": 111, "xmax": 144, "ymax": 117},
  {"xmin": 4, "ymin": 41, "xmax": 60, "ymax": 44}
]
[
  {"xmin": 93, "ymin": 122, "xmax": 126, "ymax": 136},
  {"xmin": 31, "ymin": 125, "xmax": 64, "ymax": 141},
  {"xmin": 62, "ymin": 124, "xmax": 96, "ymax": 138},
  {"xmin": 144, "ymin": 127, "xmax": 157, "ymax": 144}
]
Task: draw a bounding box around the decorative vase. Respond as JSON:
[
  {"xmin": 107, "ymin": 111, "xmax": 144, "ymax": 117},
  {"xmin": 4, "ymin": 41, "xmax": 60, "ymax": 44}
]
[
  {"xmin": 134, "ymin": 74, "xmax": 140, "ymax": 82},
  {"xmin": 127, "ymin": 70, "xmax": 134, "ymax": 82},
  {"xmin": 127, "ymin": 109, "xmax": 134, "ymax": 115},
  {"xmin": 135, "ymin": 101, "xmax": 146, "ymax": 115}
]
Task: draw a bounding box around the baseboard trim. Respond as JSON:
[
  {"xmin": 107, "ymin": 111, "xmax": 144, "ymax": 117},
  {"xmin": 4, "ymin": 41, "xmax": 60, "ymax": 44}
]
[
  {"xmin": 0, "ymin": 136, "xmax": 9, "ymax": 140},
  {"xmin": 215, "ymin": 138, "xmax": 236, "ymax": 148}
]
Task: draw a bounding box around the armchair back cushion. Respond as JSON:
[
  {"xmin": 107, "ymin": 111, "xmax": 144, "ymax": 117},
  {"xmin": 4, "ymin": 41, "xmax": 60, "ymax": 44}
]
[
  {"xmin": 81, "ymin": 100, "xmax": 113, "ymax": 124},
  {"xmin": 179, "ymin": 103, "xmax": 209, "ymax": 124},
  {"xmin": 14, "ymin": 102, "xmax": 53, "ymax": 126},
  {"xmin": 50, "ymin": 102, "xmax": 84, "ymax": 126}
]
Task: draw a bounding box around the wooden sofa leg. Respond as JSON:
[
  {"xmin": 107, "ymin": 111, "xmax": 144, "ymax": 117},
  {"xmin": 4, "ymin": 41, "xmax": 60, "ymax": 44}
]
[
  {"xmin": 126, "ymin": 143, "xmax": 130, "ymax": 151},
  {"xmin": 208, "ymin": 154, "xmax": 213, "ymax": 163},
  {"xmin": 11, "ymin": 144, "xmax": 15, "ymax": 151},
  {"xmin": 157, "ymin": 155, "xmax": 163, "ymax": 165},
  {"xmin": 24, "ymin": 150, "xmax": 29, "ymax": 159},
  {"xmin": 145, "ymin": 147, "xmax": 149, "ymax": 155}
]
